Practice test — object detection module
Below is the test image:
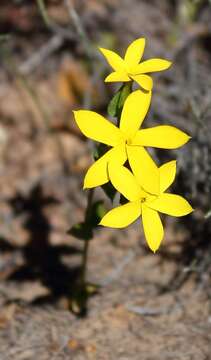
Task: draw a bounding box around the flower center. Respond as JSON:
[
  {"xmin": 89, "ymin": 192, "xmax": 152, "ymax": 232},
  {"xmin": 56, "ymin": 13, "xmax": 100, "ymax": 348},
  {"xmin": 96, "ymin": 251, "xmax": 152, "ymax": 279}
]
[
  {"xmin": 141, "ymin": 197, "xmax": 146, "ymax": 203},
  {"xmin": 126, "ymin": 64, "xmax": 139, "ymax": 76},
  {"xmin": 126, "ymin": 138, "xmax": 132, "ymax": 145}
]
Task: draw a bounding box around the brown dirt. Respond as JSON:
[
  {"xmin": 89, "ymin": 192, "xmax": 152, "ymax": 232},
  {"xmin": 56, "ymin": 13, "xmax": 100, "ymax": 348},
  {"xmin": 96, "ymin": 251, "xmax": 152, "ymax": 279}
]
[{"xmin": 0, "ymin": 0, "xmax": 211, "ymax": 359}]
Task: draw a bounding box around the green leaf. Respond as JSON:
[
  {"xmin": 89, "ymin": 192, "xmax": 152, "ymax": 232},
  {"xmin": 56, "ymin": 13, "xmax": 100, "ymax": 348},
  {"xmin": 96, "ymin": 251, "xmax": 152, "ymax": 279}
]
[
  {"xmin": 101, "ymin": 182, "xmax": 116, "ymax": 202},
  {"xmin": 68, "ymin": 201, "xmax": 107, "ymax": 241},
  {"xmin": 93, "ymin": 143, "xmax": 108, "ymax": 161},
  {"xmin": 89, "ymin": 200, "xmax": 107, "ymax": 227},
  {"xmin": 107, "ymin": 89, "xmax": 122, "ymax": 117},
  {"xmin": 107, "ymin": 82, "xmax": 132, "ymax": 118},
  {"xmin": 118, "ymin": 82, "xmax": 132, "ymax": 110},
  {"xmin": 67, "ymin": 222, "xmax": 92, "ymax": 240}
]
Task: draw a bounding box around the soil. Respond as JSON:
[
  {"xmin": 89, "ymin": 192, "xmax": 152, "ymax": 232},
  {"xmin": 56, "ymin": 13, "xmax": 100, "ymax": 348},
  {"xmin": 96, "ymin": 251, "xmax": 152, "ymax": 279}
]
[{"xmin": 0, "ymin": 0, "xmax": 211, "ymax": 359}]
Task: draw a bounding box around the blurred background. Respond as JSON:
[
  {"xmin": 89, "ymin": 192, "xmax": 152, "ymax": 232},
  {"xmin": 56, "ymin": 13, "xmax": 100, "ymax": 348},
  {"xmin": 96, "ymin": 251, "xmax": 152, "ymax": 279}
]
[{"xmin": 0, "ymin": 0, "xmax": 211, "ymax": 359}]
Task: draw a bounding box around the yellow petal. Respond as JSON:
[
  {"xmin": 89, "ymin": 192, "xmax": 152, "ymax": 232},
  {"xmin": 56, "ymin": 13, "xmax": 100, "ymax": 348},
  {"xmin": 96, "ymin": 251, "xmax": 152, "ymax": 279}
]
[
  {"xmin": 100, "ymin": 201, "xmax": 141, "ymax": 228},
  {"xmin": 124, "ymin": 38, "xmax": 145, "ymax": 68},
  {"xmin": 159, "ymin": 160, "xmax": 176, "ymax": 193},
  {"xmin": 142, "ymin": 205, "xmax": 164, "ymax": 252},
  {"xmin": 131, "ymin": 74, "xmax": 153, "ymax": 91},
  {"xmin": 149, "ymin": 193, "xmax": 193, "ymax": 216},
  {"xmin": 84, "ymin": 145, "xmax": 126, "ymax": 189},
  {"xmin": 127, "ymin": 146, "xmax": 159, "ymax": 195},
  {"xmin": 99, "ymin": 47, "xmax": 125, "ymax": 72},
  {"xmin": 105, "ymin": 72, "xmax": 130, "ymax": 82},
  {"xmin": 135, "ymin": 58, "xmax": 172, "ymax": 74},
  {"xmin": 132, "ymin": 126, "xmax": 191, "ymax": 149},
  {"xmin": 120, "ymin": 90, "xmax": 152, "ymax": 138},
  {"xmin": 73, "ymin": 110, "xmax": 123, "ymax": 147},
  {"xmin": 108, "ymin": 162, "xmax": 142, "ymax": 201}
]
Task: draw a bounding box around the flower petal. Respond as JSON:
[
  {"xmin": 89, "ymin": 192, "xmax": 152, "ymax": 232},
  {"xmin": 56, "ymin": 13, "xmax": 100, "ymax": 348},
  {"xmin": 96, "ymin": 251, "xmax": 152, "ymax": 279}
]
[
  {"xmin": 84, "ymin": 145, "xmax": 126, "ymax": 189},
  {"xmin": 159, "ymin": 160, "xmax": 176, "ymax": 193},
  {"xmin": 124, "ymin": 38, "xmax": 146, "ymax": 68},
  {"xmin": 127, "ymin": 146, "xmax": 159, "ymax": 195},
  {"xmin": 105, "ymin": 71, "xmax": 130, "ymax": 82},
  {"xmin": 100, "ymin": 201, "xmax": 141, "ymax": 228},
  {"xmin": 149, "ymin": 193, "xmax": 193, "ymax": 216},
  {"xmin": 99, "ymin": 47, "xmax": 125, "ymax": 72},
  {"xmin": 108, "ymin": 162, "xmax": 142, "ymax": 201},
  {"xmin": 131, "ymin": 74, "xmax": 153, "ymax": 91},
  {"xmin": 132, "ymin": 126, "xmax": 191, "ymax": 149},
  {"xmin": 135, "ymin": 58, "xmax": 172, "ymax": 74},
  {"xmin": 142, "ymin": 205, "xmax": 164, "ymax": 252},
  {"xmin": 120, "ymin": 90, "xmax": 152, "ymax": 138},
  {"xmin": 73, "ymin": 110, "xmax": 123, "ymax": 147}
]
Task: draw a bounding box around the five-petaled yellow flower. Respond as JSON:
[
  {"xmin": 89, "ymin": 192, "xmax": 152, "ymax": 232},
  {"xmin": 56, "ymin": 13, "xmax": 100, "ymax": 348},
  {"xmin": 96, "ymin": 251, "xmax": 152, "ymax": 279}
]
[
  {"xmin": 100, "ymin": 159, "xmax": 193, "ymax": 252},
  {"xmin": 99, "ymin": 38, "xmax": 172, "ymax": 91},
  {"xmin": 73, "ymin": 90, "xmax": 190, "ymax": 193}
]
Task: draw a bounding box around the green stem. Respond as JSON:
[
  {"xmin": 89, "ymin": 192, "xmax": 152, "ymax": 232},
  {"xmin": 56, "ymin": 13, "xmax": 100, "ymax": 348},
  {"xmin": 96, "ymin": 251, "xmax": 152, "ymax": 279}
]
[
  {"xmin": 81, "ymin": 188, "xmax": 94, "ymax": 285},
  {"xmin": 36, "ymin": 0, "xmax": 51, "ymax": 26}
]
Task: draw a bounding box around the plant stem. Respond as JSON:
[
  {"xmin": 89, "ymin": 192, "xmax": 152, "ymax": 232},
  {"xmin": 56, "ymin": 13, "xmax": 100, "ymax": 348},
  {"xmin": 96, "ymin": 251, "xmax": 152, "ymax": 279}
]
[
  {"xmin": 81, "ymin": 235, "xmax": 89, "ymax": 286},
  {"xmin": 81, "ymin": 188, "xmax": 94, "ymax": 285},
  {"xmin": 36, "ymin": 0, "xmax": 51, "ymax": 26}
]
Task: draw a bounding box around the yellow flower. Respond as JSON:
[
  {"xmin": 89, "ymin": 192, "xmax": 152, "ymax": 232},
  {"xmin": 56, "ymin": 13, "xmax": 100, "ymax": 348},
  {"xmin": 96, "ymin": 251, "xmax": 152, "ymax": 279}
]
[
  {"xmin": 99, "ymin": 38, "xmax": 172, "ymax": 91},
  {"xmin": 73, "ymin": 90, "xmax": 190, "ymax": 192},
  {"xmin": 100, "ymin": 160, "xmax": 193, "ymax": 252}
]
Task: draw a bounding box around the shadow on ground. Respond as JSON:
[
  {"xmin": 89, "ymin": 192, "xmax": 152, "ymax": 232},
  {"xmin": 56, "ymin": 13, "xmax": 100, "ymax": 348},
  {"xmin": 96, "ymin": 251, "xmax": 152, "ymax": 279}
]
[{"xmin": 0, "ymin": 184, "xmax": 90, "ymax": 312}]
